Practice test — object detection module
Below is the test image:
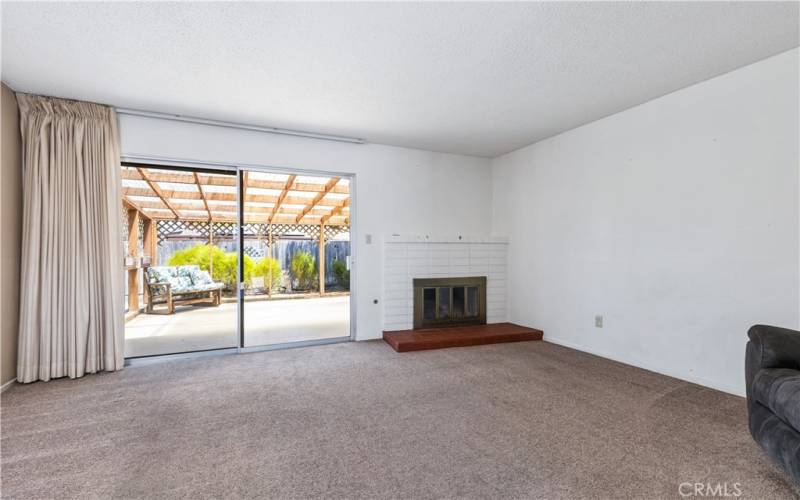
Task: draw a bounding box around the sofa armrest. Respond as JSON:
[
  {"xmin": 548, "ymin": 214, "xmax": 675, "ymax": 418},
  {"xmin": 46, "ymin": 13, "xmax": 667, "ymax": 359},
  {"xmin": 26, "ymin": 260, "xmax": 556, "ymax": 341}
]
[
  {"xmin": 748, "ymin": 324, "xmax": 800, "ymax": 370},
  {"xmin": 746, "ymin": 325, "xmax": 800, "ymax": 409},
  {"xmin": 147, "ymin": 282, "xmax": 171, "ymax": 297}
]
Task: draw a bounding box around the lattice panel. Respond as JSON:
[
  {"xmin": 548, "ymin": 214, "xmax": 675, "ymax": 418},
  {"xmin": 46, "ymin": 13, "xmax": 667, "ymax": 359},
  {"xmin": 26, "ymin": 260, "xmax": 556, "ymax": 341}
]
[
  {"xmin": 157, "ymin": 220, "xmax": 348, "ymax": 245},
  {"xmin": 243, "ymin": 246, "xmax": 262, "ymax": 258},
  {"xmin": 138, "ymin": 217, "xmax": 145, "ymax": 253},
  {"xmin": 265, "ymin": 223, "xmax": 348, "ymax": 240}
]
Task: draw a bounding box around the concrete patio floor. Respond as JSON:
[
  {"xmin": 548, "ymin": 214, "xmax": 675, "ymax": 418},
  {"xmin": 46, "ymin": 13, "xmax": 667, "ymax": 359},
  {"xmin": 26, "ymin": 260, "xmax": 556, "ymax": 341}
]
[{"xmin": 125, "ymin": 295, "xmax": 350, "ymax": 357}]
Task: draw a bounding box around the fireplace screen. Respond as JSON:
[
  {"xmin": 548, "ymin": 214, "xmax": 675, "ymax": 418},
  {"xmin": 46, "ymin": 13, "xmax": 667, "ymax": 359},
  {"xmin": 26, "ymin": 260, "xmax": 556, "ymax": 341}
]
[{"xmin": 413, "ymin": 277, "xmax": 486, "ymax": 329}]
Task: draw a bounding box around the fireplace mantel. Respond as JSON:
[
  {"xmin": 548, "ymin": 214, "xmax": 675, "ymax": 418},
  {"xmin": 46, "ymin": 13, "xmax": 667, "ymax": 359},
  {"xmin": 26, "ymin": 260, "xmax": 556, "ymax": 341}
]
[{"xmin": 383, "ymin": 238, "xmax": 508, "ymax": 332}]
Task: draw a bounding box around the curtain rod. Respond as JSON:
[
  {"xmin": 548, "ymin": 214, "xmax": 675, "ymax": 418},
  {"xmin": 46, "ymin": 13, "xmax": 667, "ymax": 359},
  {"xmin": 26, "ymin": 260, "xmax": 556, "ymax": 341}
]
[{"xmin": 115, "ymin": 108, "xmax": 366, "ymax": 145}]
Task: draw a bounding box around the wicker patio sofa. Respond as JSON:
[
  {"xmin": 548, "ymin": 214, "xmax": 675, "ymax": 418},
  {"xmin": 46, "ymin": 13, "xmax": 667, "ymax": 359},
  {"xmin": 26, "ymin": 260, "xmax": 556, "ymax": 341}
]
[{"xmin": 144, "ymin": 265, "xmax": 226, "ymax": 315}]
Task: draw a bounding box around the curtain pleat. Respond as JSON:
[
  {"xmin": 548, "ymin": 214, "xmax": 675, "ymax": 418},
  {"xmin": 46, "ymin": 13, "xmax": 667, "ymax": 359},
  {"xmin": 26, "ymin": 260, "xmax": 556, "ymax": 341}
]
[{"xmin": 16, "ymin": 94, "xmax": 124, "ymax": 383}]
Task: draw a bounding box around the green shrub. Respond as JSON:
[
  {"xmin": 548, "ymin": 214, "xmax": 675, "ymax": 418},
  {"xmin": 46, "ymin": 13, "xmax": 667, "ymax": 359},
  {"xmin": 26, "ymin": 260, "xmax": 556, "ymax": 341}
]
[
  {"xmin": 253, "ymin": 257, "xmax": 282, "ymax": 292},
  {"xmin": 331, "ymin": 259, "xmax": 350, "ymax": 289},
  {"xmin": 290, "ymin": 251, "xmax": 317, "ymax": 291},
  {"xmin": 167, "ymin": 244, "xmax": 253, "ymax": 288}
]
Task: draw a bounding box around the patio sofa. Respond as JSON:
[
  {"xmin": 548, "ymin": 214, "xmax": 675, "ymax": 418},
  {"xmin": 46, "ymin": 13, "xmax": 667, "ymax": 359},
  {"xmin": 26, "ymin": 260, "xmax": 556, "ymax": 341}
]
[{"xmin": 145, "ymin": 265, "xmax": 226, "ymax": 315}]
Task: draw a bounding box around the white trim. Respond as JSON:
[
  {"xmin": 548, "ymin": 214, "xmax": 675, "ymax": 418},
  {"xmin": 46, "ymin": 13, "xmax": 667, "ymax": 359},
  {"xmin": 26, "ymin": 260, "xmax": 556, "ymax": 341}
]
[
  {"xmin": 121, "ymin": 153, "xmax": 355, "ymax": 180},
  {"xmin": 385, "ymin": 234, "xmax": 508, "ymax": 244},
  {"xmin": 348, "ymin": 174, "xmax": 358, "ymax": 341},
  {"xmin": 126, "ymin": 348, "xmax": 239, "ymax": 366},
  {"xmin": 239, "ymin": 336, "xmax": 351, "ymax": 353},
  {"xmin": 117, "ymin": 108, "xmax": 365, "ymax": 145},
  {"xmin": 1, "ymin": 378, "xmax": 16, "ymax": 393},
  {"xmin": 543, "ymin": 336, "xmax": 745, "ymax": 398}
]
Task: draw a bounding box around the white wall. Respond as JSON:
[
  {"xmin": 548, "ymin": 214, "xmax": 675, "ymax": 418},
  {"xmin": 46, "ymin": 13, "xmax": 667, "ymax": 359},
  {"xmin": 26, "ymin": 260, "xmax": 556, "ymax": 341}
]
[
  {"xmin": 119, "ymin": 115, "xmax": 493, "ymax": 341},
  {"xmin": 491, "ymin": 48, "xmax": 800, "ymax": 396}
]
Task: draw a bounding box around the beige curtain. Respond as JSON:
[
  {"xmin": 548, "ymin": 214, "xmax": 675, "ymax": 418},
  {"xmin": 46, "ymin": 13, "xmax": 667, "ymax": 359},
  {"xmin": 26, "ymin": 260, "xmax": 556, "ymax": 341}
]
[{"xmin": 16, "ymin": 94, "xmax": 124, "ymax": 383}]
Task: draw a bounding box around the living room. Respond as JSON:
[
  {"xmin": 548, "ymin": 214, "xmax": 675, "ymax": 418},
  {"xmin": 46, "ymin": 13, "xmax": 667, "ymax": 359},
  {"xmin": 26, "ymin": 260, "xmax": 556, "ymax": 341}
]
[{"xmin": 1, "ymin": 2, "xmax": 799, "ymax": 498}]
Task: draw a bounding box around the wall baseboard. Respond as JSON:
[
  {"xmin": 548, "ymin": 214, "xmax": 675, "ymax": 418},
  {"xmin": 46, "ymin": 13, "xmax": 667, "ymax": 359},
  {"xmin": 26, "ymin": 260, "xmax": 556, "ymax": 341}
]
[
  {"xmin": 544, "ymin": 336, "xmax": 745, "ymax": 398},
  {"xmin": 1, "ymin": 378, "xmax": 16, "ymax": 393}
]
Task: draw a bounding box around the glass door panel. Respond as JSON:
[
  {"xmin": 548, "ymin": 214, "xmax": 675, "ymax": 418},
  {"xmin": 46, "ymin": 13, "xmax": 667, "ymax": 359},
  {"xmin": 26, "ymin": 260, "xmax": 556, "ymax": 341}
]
[
  {"xmin": 122, "ymin": 163, "xmax": 239, "ymax": 357},
  {"xmin": 240, "ymin": 169, "xmax": 352, "ymax": 347}
]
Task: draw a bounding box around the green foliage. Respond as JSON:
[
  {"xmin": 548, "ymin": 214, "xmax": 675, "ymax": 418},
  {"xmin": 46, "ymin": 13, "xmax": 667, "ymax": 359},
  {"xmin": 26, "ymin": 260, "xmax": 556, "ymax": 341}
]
[
  {"xmin": 331, "ymin": 259, "xmax": 350, "ymax": 289},
  {"xmin": 167, "ymin": 244, "xmax": 253, "ymax": 288},
  {"xmin": 290, "ymin": 251, "xmax": 317, "ymax": 291},
  {"xmin": 253, "ymin": 257, "xmax": 283, "ymax": 292}
]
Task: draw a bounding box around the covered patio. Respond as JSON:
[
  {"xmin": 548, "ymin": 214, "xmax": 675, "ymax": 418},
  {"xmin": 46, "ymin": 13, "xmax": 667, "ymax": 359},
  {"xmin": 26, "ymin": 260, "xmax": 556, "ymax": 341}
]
[
  {"xmin": 125, "ymin": 295, "xmax": 350, "ymax": 357},
  {"xmin": 121, "ymin": 165, "xmax": 351, "ymax": 356}
]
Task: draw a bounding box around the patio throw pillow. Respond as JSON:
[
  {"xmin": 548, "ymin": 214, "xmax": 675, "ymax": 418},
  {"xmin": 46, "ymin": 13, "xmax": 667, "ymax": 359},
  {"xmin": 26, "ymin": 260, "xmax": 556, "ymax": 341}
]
[
  {"xmin": 147, "ymin": 266, "xmax": 175, "ymax": 284},
  {"xmin": 192, "ymin": 270, "xmax": 215, "ymax": 286},
  {"xmin": 176, "ymin": 265, "xmax": 200, "ymax": 278}
]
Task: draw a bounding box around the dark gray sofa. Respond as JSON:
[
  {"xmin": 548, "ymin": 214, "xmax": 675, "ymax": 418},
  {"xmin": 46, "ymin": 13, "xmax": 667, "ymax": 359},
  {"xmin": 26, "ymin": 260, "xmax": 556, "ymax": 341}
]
[{"xmin": 746, "ymin": 324, "xmax": 800, "ymax": 484}]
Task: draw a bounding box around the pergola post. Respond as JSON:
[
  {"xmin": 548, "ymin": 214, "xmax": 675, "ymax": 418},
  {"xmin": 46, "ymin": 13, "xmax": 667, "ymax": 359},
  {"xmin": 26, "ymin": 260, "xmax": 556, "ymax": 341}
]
[
  {"xmin": 127, "ymin": 208, "xmax": 141, "ymax": 312},
  {"xmin": 318, "ymin": 223, "xmax": 326, "ymax": 295},
  {"xmin": 208, "ymin": 221, "xmax": 214, "ymax": 277},
  {"xmin": 142, "ymin": 217, "xmax": 156, "ymax": 306},
  {"xmin": 268, "ymin": 224, "xmax": 273, "ymax": 298},
  {"xmin": 144, "ymin": 220, "xmax": 157, "ymax": 266}
]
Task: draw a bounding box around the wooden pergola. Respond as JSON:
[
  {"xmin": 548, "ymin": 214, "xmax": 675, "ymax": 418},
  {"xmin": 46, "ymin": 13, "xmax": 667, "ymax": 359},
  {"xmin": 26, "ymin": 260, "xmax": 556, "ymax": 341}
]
[{"xmin": 122, "ymin": 165, "xmax": 350, "ymax": 313}]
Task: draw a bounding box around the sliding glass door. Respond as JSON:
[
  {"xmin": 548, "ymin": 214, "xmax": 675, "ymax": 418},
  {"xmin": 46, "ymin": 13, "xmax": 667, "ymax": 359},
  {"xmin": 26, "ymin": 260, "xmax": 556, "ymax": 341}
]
[
  {"xmin": 239, "ymin": 168, "xmax": 352, "ymax": 348},
  {"xmin": 122, "ymin": 161, "xmax": 353, "ymax": 358}
]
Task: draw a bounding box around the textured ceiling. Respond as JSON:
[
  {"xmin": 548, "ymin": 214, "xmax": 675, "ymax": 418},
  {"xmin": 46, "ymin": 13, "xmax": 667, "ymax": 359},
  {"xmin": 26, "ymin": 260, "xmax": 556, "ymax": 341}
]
[{"xmin": 2, "ymin": 2, "xmax": 798, "ymax": 157}]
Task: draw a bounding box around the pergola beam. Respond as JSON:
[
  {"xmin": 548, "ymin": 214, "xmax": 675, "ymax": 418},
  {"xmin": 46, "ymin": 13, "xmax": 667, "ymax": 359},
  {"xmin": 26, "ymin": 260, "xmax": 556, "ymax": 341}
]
[
  {"xmin": 267, "ymin": 174, "xmax": 296, "ymax": 224},
  {"xmin": 193, "ymin": 172, "xmax": 212, "ymax": 221},
  {"xmin": 124, "ymin": 166, "xmax": 351, "ymax": 233},
  {"xmin": 296, "ymin": 177, "xmax": 339, "ymax": 223},
  {"xmin": 321, "ymin": 198, "xmax": 350, "ymax": 224},
  {"xmin": 144, "ymin": 214, "xmax": 349, "ymax": 226},
  {"xmin": 122, "ymin": 168, "xmax": 348, "ymax": 194},
  {"xmin": 122, "ymin": 186, "xmax": 346, "ymax": 208},
  {"xmin": 136, "ymin": 167, "xmax": 180, "ymax": 219},
  {"xmin": 133, "ymin": 199, "xmax": 332, "ymax": 217},
  {"xmin": 122, "ymin": 197, "xmax": 152, "ymax": 220}
]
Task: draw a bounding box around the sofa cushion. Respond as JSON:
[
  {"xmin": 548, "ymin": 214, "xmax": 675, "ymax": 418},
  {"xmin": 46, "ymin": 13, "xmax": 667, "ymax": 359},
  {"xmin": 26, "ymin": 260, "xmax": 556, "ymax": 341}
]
[
  {"xmin": 192, "ymin": 283, "xmax": 225, "ymax": 292},
  {"xmin": 191, "ymin": 269, "xmax": 214, "ymax": 286},
  {"xmin": 176, "ymin": 265, "xmax": 200, "ymax": 279},
  {"xmin": 167, "ymin": 276, "xmax": 194, "ymax": 293},
  {"xmin": 749, "ymin": 401, "xmax": 800, "ymax": 485},
  {"xmin": 146, "ymin": 266, "xmax": 176, "ymax": 284},
  {"xmin": 753, "ymin": 368, "xmax": 800, "ymax": 431}
]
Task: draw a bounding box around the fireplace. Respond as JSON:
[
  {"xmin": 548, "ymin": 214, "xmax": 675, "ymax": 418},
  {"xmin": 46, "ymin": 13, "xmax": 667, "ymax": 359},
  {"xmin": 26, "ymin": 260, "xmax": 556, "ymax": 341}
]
[{"xmin": 412, "ymin": 277, "xmax": 487, "ymax": 329}]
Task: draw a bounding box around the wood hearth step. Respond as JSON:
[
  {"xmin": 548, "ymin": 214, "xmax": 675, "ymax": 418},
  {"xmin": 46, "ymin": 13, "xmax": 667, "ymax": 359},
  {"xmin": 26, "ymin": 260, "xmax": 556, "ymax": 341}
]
[{"xmin": 383, "ymin": 322, "xmax": 543, "ymax": 353}]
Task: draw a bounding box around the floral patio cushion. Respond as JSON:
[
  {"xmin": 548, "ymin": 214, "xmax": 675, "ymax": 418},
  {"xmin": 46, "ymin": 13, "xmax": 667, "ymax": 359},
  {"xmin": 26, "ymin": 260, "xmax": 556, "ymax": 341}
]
[
  {"xmin": 176, "ymin": 265, "xmax": 199, "ymax": 279},
  {"xmin": 191, "ymin": 270, "xmax": 215, "ymax": 286},
  {"xmin": 191, "ymin": 283, "xmax": 225, "ymax": 292},
  {"xmin": 146, "ymin": 266, "xmax": 175, "ymax": 284},
  {"xmin": 168, "ymin": 276, "xmax": 193, "ymax": 293},
  {"xmin": 147, "ymin": 265, "xmax": 224, "ymax": 296}
]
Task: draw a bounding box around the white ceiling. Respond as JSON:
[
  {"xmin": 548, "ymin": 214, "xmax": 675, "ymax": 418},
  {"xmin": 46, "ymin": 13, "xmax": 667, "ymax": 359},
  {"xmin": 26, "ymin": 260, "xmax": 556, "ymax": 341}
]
[{"xmin": 2, "ymin": 2, "xmax": 798, "ymax": 157}]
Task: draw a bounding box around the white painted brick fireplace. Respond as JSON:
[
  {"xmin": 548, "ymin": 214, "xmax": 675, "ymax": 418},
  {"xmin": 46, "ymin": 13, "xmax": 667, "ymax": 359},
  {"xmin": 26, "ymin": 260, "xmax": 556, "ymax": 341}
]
[{"xmin": 382, "ymin": 235, "xmax": 509, "ymax": 331}]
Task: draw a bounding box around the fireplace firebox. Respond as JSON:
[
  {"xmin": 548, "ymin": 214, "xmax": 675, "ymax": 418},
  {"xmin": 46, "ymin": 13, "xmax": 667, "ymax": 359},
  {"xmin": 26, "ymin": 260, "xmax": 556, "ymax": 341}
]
[{"xmin": 412, "ymin": 277, "xmax": 486, "ymax": 329}]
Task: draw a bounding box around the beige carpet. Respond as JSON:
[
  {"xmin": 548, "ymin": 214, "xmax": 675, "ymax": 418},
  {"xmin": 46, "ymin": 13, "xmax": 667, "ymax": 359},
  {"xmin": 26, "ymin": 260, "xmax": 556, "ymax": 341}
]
[{"xmin": 1, "ymin": 341, "xmax": 797, "ymax": 499}]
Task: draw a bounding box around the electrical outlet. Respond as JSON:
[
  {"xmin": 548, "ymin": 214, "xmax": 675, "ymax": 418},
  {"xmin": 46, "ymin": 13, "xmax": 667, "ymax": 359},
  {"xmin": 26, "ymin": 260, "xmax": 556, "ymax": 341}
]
[{"xmin": 595, "ymin": 315, "xmax": 603, "ymax": 328}]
